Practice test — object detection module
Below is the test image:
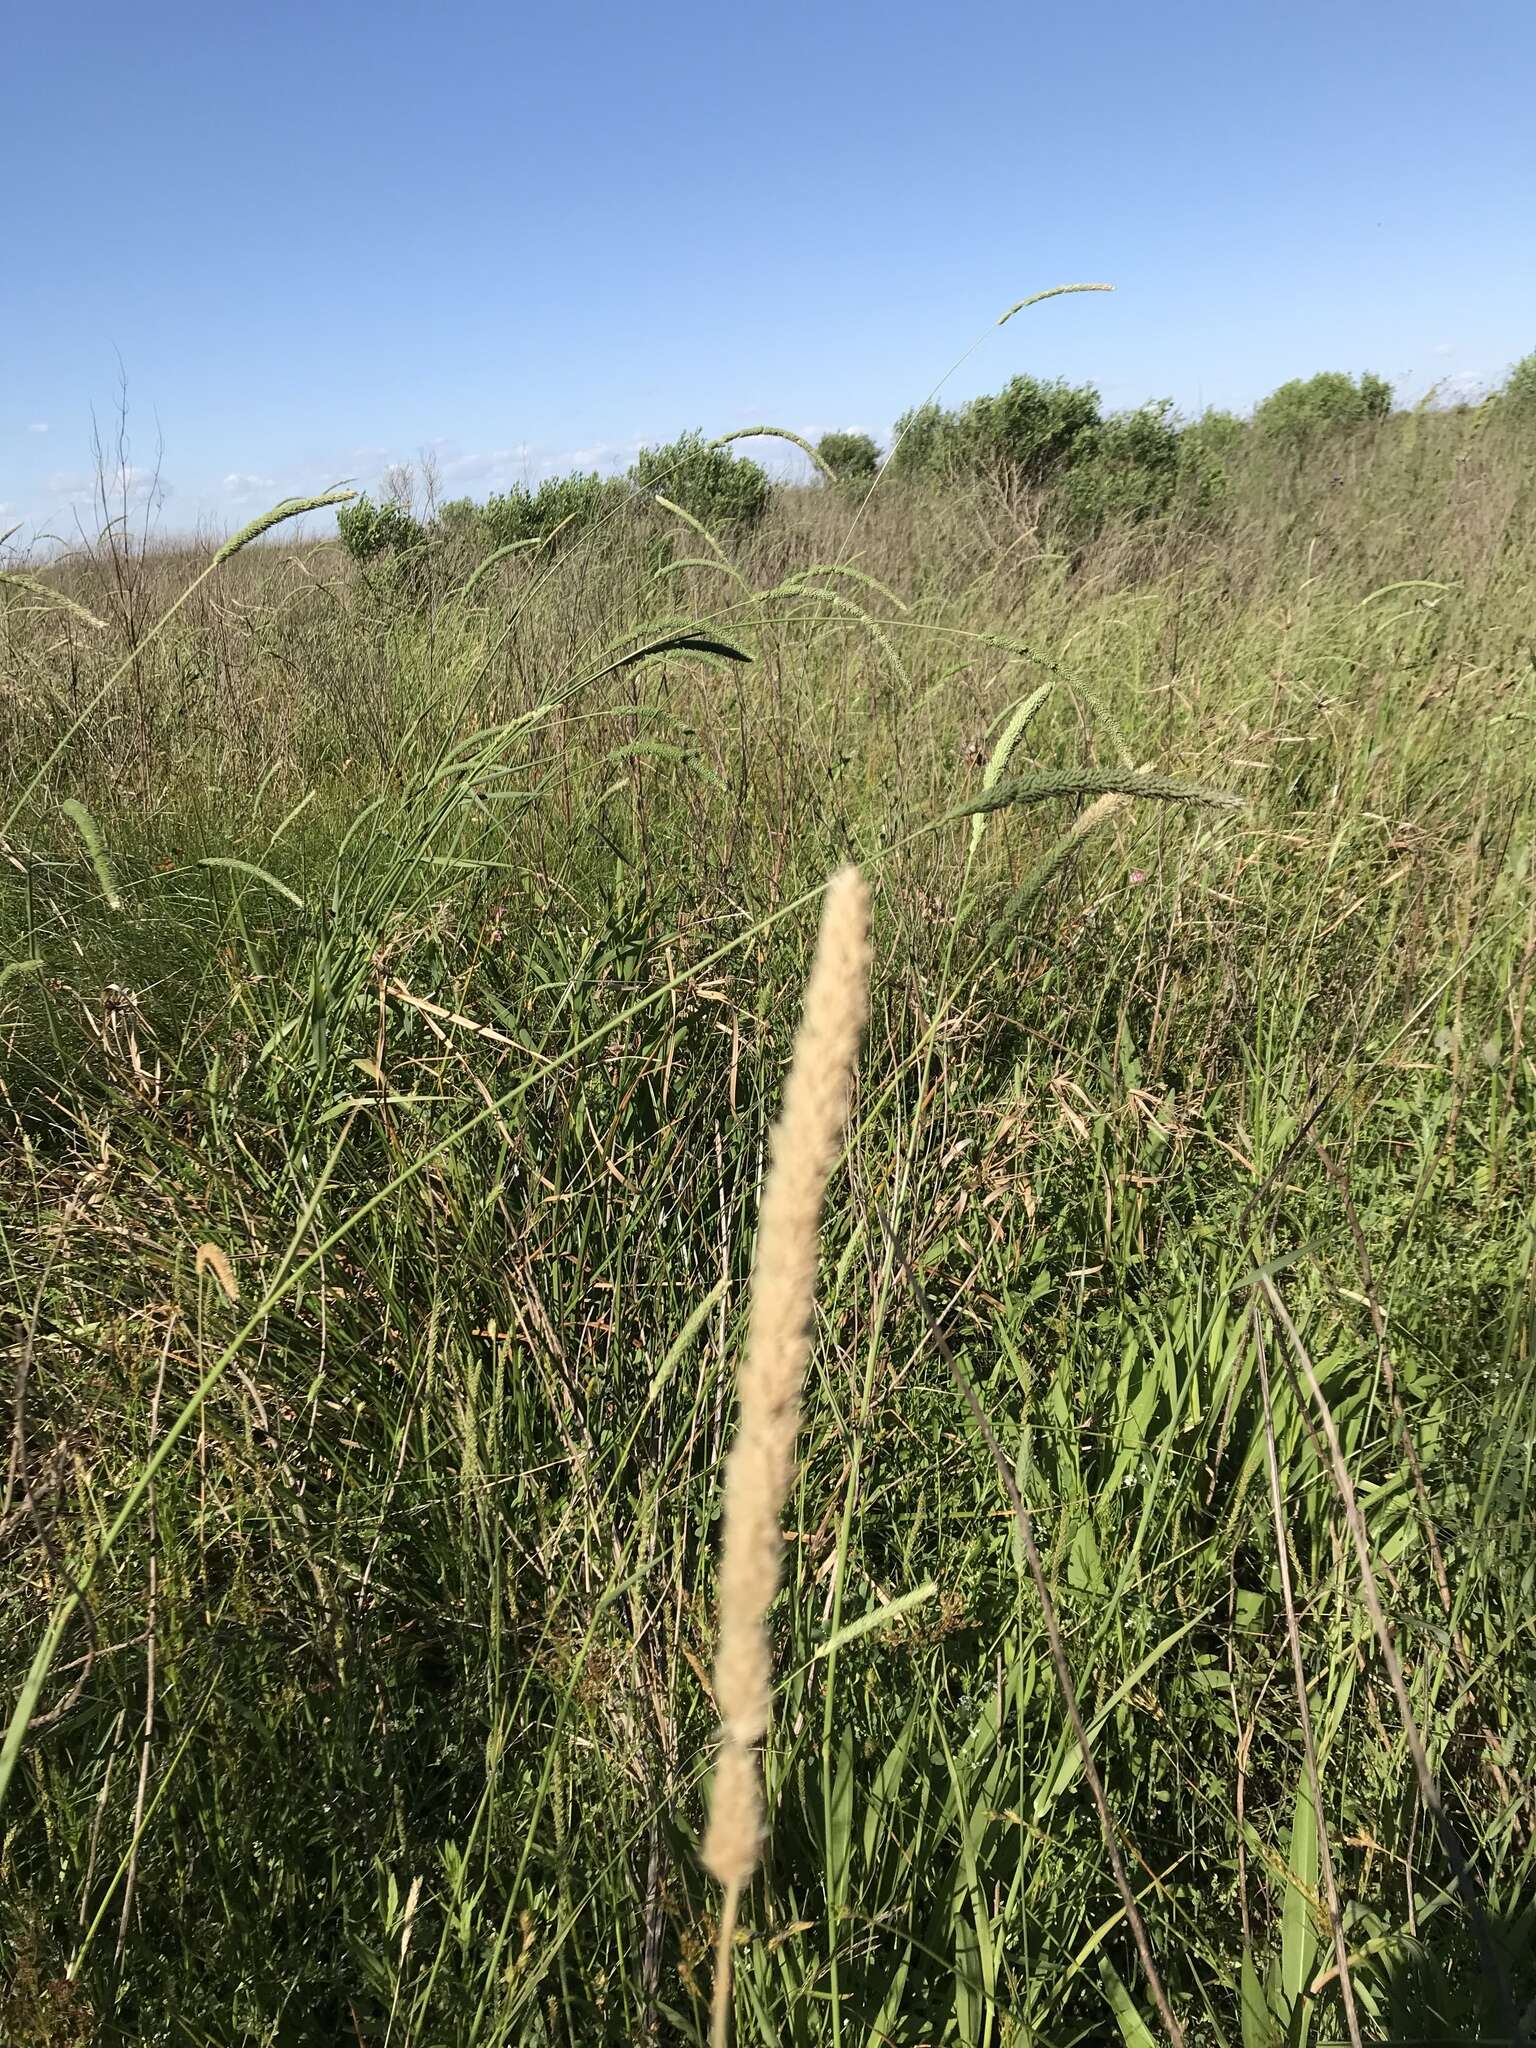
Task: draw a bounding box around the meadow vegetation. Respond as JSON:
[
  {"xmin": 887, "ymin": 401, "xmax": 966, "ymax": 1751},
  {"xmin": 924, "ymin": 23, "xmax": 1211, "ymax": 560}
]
[{"xmin": 2, "ymin": 366, "xmax": 1534, "ymax": 2045}]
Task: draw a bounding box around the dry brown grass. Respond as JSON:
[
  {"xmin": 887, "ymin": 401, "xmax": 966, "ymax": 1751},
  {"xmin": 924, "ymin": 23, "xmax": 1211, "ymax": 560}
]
[{"xmin": 701, "ymin": 864, "xmax": 871, "ymax": 2045}]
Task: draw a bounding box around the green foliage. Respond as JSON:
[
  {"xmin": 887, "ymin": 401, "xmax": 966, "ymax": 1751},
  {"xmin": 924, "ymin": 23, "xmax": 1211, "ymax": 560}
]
[
  {"xmin": 815, "ymin": 429, "xmax": 881, "ymax": 482},
  {"xmin": 1499, "ymin": 350, "xmax": 1536, "ymax": 413},
  {"xmin": 1171, "ymin": 408, "xmax": 1247, "ymax": 514},
  {"xmin": 1059, "ymin": 398, "xmax": 1183, "ymax": 530},
  {"xmin": 978, "ymin": 373, "xmax": 1104, "ymax": 480},
  {"xmin": 889, "ymin": 377, "xmax": 1184, "ymax": 532},
  {"xmin": 335, "ymin": 491, "xmax": 426, "ymax": 562},
  {"xmin": 447, "ymin": 470, "xmax": 629, "ymax": 552},
  {"xmin": 432, "ymin": 494, "xmax": 486, "ymax": 543},
  {"xmin": 626, "ymin": 429, "xmax": 770, "ymax": 527},
  {"xmin": 884, "ymin": 397, "xmax": 949, "ymax": 477},
  {"xmin": 2, "ymin": 403, "xmax": 1534, "ymax": 2047},
  {"xmin": 1252, "ymin": 370, "xmax": 1393, "ymax": 445},
  {"xmin": 891, "ymin": 373, "xmax": 1102, "ymax": 484},
  {"xmin": 1181, "ymin": 407, "xmax": 1247, "ymax": 463}
]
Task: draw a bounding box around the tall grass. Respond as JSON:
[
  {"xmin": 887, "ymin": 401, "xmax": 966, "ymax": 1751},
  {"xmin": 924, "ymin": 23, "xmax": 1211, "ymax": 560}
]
[
  {"xmin": 703, "ymin": 864, "xmax": 869, "ymax": 2046},
  {"xmin": 1, "ymin": 409, "xmax": 1533, "ymax": 2045}
]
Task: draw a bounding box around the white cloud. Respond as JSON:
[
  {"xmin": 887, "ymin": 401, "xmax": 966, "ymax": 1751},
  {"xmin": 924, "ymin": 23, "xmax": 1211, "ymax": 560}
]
[
  {"xmin": 36, "ymin": 465, "xmax": 171, "ymax": 530},
  {"xmin": 424, "ymin": 437, "xmax": 645, "ymax": 498},
  {"xmin": 1431, "ymin": 341, "xmax": 1455, "ymax": 358},
  {"xmin": 222, "ymin": 472, "xmax": 277, "ymax": 502},
  {"xmin": 266, "ymin": 435, "xmax": 656, "ymax": 515},
  {"xmin": 107, "ymin": 463, "xmax": 167, "ymax": 504},
  {"xmin": 545, "ymin": 437, "xmax": 645, "ymax": 476},
  {"xmin": 435, "ymin": 445, "xmax": 531, "ymax": 490},
  {"xmin": 27, "ymin": 421, "xmax": 48, "ymax": 434},
  {"xmin": 325, "ymin": 443, "xmax": 392, "ymax": 479},
  {"xmin": 49, "ymin": 463, "xmax": 158, "ymax": 497}
]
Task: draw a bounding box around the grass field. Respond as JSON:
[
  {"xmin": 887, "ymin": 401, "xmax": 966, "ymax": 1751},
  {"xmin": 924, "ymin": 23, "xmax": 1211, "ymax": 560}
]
[{"xmin": 2, "ymin": 408, "xmax": 1534, "ymax": 2045}]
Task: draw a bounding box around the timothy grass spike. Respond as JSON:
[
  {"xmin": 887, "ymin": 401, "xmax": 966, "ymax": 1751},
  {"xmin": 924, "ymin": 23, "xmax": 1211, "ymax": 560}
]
[
  {"xmin": 0, "ymin": 572, "xmax": 109, "ymax": 631},
  {"xmin": 708, "ymin": 426, "xmax": 840, "ymax": 485},
  {"xmin": 702, "ymin": 863, "xmax": 871, "ymax": 2043},
  {"xmin": 60, "ymin": 797, "xmax": 121, "ymax": 910}
]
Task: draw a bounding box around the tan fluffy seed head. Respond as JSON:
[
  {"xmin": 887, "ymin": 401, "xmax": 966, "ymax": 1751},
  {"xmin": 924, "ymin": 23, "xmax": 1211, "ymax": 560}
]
[
  {"xmin": 701, "ymin": 864, "xmax": 870, "ymax": 1895},
  {"xmin": 702, "ymin": 1742, "xmax": 763, "ymax": 1890}
]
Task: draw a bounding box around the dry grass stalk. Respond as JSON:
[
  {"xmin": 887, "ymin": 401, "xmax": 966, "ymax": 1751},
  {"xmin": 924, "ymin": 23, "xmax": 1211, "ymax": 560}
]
[{"xmin": 701, "ymin": 864, "xmax": 871, "ymax": 2046}]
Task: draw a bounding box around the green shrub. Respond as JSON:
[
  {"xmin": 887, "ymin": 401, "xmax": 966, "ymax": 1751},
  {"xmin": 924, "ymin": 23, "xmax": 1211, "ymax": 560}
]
[
  {"xmin": 1059, "ymin": 399, "xmax": 1182, "ymax": 530},
  {"xmin": 1499, "ymin": 351, "xmax": 1536, "ymax": 413},
  {"xmin": 976, "ymin": 375, "xmax": 1103, "ymax": 481},
  {"xmin": 473, "ymin": 472, "xmax": 628, "ymax": 551},
  {"xmin": 890, "ymin": 374, "xmax": 1103, "ymax": 485},
  {"xmin": 336, "ymin": 494, "xmax": 427, "ymax": 563},
  {"xmin": 1181, "ymin": 408, "xmax": 1247, "ymax": 462},
  {"xmin": 885, "ymin": 400, "xmax": 950, "ymax": 479},
  {"xmin": 1252, "ymin": 370, "xmax": 1393, "ymax": 446},
  {"xmin": 888, "ymin": 377, "xmax": 1192, "ymax": 534},
  {"xmin": 1174, "ymin": 408, "xmax": 1246, "ymax": 513},
  {"xmin": 815, "ymin": 430, "xmax": 881, "ymax": 483},
  {"xmin": 627, "ymin": 431, "xmax": 770, "ymax": 528},
  {"xmin": 434, "ymin": 496, "xmax": 487, "ymax": 542}
]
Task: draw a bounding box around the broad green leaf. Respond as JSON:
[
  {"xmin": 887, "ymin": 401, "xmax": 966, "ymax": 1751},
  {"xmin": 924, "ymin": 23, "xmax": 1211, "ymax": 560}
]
[
  {"xmin": 1242, "ymin": 1944, "xmax": 1284, "ymax": 2048},
  {"xmin": 1098, "ymin": 1952, "xmax": 1158, "ymax": 2047},
  {"xmin": 1281, "ymin": 1768, "xmax": 1321, "ymax": 2018},
  {"xmin": 826, "ymin": 1723, "xmax": 854, "ymax": 1911}
]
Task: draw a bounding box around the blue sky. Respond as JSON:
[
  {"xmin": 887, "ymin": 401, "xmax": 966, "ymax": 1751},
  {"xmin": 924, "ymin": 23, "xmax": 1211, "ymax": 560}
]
[{"xmin": 4, "ymin": 0, "xmax": 1533, "ymax": 543}]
